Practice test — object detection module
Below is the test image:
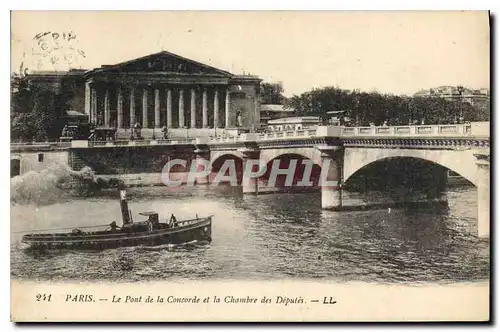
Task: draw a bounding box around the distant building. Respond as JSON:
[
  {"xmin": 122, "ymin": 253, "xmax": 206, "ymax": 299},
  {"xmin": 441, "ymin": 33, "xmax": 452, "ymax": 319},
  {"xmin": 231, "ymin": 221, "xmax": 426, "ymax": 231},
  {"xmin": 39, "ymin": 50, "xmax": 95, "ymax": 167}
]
[
  {"xmin": 259, "ymin": 104, "xmax": 294, "ymax": 127},
  {"xmin": 267, "ymin": 116, "xmax": 320, "ymax": 132},
  {"xmin": 413, "ymin": 85, "xmax": 490, "ymax": 106},
  {"xmin": 327, "ymin": 110, "xmax": 352, "ymax": 126},
  {"xmin": 19, "ymin": 69, "xmax": 89, "ymax": 119}
]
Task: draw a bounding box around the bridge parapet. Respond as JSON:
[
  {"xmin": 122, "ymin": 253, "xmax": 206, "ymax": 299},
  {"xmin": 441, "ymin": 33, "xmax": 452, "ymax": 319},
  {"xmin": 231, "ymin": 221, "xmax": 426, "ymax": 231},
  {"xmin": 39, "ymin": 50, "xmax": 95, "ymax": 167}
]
[
  {"xmin": 10, "ymin": 141, "xmax": 71, "ymax": 152},
  {"xmin": 88, "ymin": 138, "xmax": 197, "ymax": 147},
  {"xmin": 10, "ymin": 122, "xmax": 489, "ymax": 151},
  {"xmin": 340, "ymin": 123, "xmax": 477, "ymax": 137}
]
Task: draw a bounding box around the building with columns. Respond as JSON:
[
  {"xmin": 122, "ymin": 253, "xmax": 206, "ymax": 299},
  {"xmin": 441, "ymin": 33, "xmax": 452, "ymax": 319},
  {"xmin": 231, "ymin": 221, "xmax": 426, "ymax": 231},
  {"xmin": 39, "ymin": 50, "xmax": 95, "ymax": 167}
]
[{"xmin": 24, "ymin": 51, "xmax": 263, "ymax": 138}]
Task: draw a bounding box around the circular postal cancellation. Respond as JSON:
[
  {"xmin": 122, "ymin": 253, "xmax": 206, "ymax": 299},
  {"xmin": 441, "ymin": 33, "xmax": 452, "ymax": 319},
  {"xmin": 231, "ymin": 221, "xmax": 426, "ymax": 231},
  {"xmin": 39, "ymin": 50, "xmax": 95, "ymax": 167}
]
[{"xmin": 15, "ymin": 30, "xmax": 87, "ymax": 77}]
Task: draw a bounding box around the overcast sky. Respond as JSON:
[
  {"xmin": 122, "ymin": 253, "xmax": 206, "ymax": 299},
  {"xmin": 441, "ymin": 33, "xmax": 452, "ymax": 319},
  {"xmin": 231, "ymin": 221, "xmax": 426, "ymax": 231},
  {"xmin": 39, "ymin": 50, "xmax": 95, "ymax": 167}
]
[{"xmin": 11, "ymin": 11, "xmax": 490, "ymax": 97}]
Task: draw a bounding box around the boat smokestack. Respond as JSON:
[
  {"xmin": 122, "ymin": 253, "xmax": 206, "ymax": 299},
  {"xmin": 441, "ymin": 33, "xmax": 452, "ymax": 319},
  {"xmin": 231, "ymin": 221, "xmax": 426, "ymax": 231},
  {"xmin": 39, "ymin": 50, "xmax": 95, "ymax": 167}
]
[{"xmin": 119, "ymin": 185, "xmax": 132, "ymax": 225}]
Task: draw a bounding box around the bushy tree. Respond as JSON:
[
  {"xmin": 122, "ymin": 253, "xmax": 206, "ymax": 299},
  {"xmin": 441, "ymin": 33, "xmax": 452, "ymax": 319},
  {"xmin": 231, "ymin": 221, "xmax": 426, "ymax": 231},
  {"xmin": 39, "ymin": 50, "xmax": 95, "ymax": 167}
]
[
  {"xmin": 260, "ymin": 82, "xmax": 286, "ymax": 104},
  {"xmin": 285, "ymin": 86, "xmax": 490, "ymax": 125},
  {"xmin": 11, "ymin": 74, "xmax": 66, "ymax": 141}
]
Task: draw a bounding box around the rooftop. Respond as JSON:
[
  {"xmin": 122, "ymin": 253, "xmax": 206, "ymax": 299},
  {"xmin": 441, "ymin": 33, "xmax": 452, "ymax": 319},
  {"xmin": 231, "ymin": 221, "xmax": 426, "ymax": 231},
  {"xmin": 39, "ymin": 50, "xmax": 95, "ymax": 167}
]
[
  {"xmin": 414, "ymin": 85, "xmax": 490, "ymax": 97},
  {"xmin": 260, "ymin": 104, "xmax": 295, "ymax": 112},
  {"xmin": 268, "ymin": 116, "xmax": 320, "ymax": 124}
]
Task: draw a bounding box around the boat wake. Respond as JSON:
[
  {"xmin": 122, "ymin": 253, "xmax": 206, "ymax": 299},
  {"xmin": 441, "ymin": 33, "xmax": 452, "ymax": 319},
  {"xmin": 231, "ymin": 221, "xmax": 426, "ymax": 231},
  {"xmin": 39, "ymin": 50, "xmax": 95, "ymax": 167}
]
[
  {"xmin": 136, "ymin": 240, "xmax": 211, "ymax": 252},
  {"xmin": 136, "ymin": 243, "xmax": 175, "ymax": 252}
]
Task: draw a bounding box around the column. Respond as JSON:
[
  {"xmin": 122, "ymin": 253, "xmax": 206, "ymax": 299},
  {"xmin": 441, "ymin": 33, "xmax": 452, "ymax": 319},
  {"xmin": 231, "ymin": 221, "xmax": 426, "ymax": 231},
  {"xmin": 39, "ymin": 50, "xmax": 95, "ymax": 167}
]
[
  {"xmin": 319, "ymin": 147, "xmax": 343, "ymax": 210},
  {"xmin": 84, "ymin": 81, "xmax": 91, "ymax": 116},
  {"xmin": 154, "ymin": 88, "xmax": 160, "ymax": 128},
  {"xmin": 225, "ymin": 88, "xmax": 230, "ymax": 128},
  {"xmin": 214, "ymin": 89, "xmax": 220, "ymax": 128},
  {"xmin": 104, "ymin": 89, "xmax": 110, "ymax": 127},
  {"xmin": 190, "ymin": 88, "xmax": 196, "ymax": 128},
  {"xmin": 142, "ymin": 88, "xmax": 148, "ymax": 128},
  {"xmin": 91, "ymin": 87, "xmax": 97, "ymax": 125},
  {"xmin": 129, "ymin": 87, "xmax": 135, "ymax": 126},
  {"xmin": 179, "ymin": 89, "xmax": 185, "ymax": 128},
  {"xmin": 202, "ymin": 88, "xmax": 208, "ymax": 128},
  {"xmin": 242, "ymin": 151, "xmax": 261, "ymax": 194},
  {"xmin": 254, "ymin": 95, "xmax": 260, "ymax": 131},
  {"xmin": 166, "ymin": 88, "xmax": 172, "ymax": 128},
  {"xmin": 117, "ymin": 87, "xmax": 123, "ymax": 128},
  {"xmin": 476, "ymin": 157, "xmax": 490, "ymax": 238}
]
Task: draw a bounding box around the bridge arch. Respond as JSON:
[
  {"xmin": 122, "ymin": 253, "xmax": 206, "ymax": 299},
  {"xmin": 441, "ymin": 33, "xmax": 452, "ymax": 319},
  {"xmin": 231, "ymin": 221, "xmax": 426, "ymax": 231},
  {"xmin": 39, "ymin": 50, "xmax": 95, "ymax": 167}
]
[
  {"xmin": 209, "ymin": 153, "xmax": 245, "ymax": 185},
  {"xmin": 259, "ymin": 147, "xmax": 323, "ymax": 167},
  {"xmin": 210, "ymin": 150, "xmax": 244, "ymax": 164},
  {"xmin": 258, "ymin": 152, "xmax": 323, "ymax": 189},
  {"xmin": 343, "ymin": 147, "xmax": 479, "ymax": 187}
]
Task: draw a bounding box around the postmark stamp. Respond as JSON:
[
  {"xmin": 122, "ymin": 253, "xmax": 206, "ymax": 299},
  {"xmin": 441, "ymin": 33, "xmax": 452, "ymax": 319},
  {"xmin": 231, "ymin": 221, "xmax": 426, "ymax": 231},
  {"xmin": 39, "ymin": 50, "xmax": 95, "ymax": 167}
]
[{"xmin": 18, "ymin": 30, "xmax": 87, "ymax": 76}]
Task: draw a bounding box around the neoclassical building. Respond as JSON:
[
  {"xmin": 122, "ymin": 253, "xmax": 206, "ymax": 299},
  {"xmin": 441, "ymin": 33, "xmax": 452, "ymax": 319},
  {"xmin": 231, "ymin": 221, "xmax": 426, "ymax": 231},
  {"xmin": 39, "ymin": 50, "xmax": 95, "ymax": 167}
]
[
  {"xmin": 413, "ymin": 85, "xmax": 490, "ymax": 106},
  {"xmin": 24, "ymin": 51, "xmax": 262, "ymax": 137}
]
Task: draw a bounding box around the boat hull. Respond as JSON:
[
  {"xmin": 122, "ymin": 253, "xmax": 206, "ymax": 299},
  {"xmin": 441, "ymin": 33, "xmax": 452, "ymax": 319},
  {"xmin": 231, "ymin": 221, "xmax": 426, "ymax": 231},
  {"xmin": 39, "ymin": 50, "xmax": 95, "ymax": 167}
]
[{"xmin": 22, "ymin": 218, "xmax": 212, "ymax": 251}]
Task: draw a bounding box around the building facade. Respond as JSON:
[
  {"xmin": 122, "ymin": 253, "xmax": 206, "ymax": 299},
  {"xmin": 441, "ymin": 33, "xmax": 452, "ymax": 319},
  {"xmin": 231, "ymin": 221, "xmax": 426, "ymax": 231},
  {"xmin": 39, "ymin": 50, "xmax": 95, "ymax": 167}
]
[
  {"xmin": 413, "ymin": 85, "xmax": 490, "ymax": 106},
  {"xmin": 259, "ymin": 104, "xmax": 295, "ymax": 127},
  {"xmin": 24, "ymin": 51, "xmax": 262, "ymax": 138},
  {"xmin": 267, "ymin": 116, "xmax": 320, "ymax": 132}
]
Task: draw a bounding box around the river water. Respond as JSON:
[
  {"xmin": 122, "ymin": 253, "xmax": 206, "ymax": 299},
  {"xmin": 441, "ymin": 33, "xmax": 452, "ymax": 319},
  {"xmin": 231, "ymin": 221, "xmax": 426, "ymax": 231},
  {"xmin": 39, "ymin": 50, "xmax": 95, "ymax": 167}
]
[{"xmin": 11, "ymin": 184, "xmax": 489, "ymax": 283}]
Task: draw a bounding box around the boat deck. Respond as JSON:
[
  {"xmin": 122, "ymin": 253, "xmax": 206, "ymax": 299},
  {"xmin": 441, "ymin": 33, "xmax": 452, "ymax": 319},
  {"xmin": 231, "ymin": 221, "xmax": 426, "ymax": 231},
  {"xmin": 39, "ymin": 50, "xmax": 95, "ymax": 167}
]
[{"xmin": 22, "ymin": 217, "xmax": 212, "ymax": 247}]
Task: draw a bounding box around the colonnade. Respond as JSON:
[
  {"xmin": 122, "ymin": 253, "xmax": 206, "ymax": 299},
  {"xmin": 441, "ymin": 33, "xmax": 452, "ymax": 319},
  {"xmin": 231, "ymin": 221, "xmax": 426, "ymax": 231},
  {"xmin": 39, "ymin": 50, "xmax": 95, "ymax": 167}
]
[{"xmin": 86, "ymin": 83, "xmax": 232, "ymax": 129}]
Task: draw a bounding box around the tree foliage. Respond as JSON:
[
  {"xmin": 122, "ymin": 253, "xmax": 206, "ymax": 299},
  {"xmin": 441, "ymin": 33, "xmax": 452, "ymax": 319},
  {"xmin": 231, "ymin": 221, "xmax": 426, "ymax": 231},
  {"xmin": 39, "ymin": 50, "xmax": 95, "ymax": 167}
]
[
  {"xmin": 260, "ymin": 82, "xmax": 286, "ymax": 104},
  {"xmin": 11, "ymin": 74, "xmax": 66, "ymax": 141},
  {"xmin": 284, "ymin": 86, "xmax": 490, "ymax": 125}
]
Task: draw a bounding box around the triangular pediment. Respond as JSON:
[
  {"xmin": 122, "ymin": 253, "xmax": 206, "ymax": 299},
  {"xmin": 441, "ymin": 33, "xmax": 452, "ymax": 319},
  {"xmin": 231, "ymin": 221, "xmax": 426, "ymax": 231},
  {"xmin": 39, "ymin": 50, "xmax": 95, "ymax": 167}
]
[{"xmin": 94, "ymin": 51, "xmax": 233, "ymax": 77}]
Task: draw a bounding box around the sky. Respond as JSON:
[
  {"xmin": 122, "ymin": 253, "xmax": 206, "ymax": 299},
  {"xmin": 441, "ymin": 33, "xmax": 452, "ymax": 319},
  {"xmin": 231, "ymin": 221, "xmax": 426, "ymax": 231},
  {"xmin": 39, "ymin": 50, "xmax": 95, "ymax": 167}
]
[{"xmin": 11, "ymin": 11, "xmax": 490, "ymax": 97}]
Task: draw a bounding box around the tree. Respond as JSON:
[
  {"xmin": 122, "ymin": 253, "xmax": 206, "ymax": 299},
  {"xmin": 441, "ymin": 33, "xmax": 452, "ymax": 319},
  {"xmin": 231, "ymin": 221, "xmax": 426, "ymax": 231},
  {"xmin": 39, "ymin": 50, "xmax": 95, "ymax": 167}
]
[
  {"xmin": 260, "ymin": 82, "xmax": 286, "ymax": 104},
  {"xmin": 474, "ymin": 100, "xmax": 491, "ymax": 122},
  {"xmin": 285, "ymin": 85, "xmax": 490, "ymax": 126},
  {"xmin": 11, "ymin": 112, "xmax": 36, "ymax": 140},
  {"xmin": 11, "ymin": 73, "xmax": 66, "ymax": 141}
]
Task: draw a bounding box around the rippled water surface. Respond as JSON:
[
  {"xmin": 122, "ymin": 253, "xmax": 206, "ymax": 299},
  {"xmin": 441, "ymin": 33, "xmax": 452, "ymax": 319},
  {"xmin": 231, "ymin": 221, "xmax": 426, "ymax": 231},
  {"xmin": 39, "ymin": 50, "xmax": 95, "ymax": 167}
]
[{"xmin": 11, "ymin": 185, "xmax": 489, "ymax": 283}]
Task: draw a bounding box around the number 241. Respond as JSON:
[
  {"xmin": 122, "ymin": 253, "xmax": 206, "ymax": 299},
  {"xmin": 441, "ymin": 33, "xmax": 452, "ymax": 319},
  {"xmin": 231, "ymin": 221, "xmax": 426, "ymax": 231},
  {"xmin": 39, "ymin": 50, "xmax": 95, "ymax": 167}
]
[{"xmin": 36, "ymin": 294, "xmax": 52, "ymax": 302}]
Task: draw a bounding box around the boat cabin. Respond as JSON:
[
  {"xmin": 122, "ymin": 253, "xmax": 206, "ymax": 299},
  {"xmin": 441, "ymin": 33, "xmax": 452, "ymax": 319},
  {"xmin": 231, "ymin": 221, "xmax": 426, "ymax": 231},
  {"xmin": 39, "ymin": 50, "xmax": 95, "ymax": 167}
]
[
  {"xmin": 139, "ymin": 212, "xmax": 160, "ymax": 225},
  {"xmin": 121, "ymin": 211, "xmax": 160, "ymax": 232}
]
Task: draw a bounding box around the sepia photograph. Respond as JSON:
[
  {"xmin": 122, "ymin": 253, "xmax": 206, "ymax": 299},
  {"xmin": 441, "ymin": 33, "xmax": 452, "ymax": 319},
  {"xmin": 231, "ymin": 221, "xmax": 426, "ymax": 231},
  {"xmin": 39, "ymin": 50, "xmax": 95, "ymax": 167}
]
[{"xmin": 9, "ymin": 10, "xmax": 491, "ymax": 322}]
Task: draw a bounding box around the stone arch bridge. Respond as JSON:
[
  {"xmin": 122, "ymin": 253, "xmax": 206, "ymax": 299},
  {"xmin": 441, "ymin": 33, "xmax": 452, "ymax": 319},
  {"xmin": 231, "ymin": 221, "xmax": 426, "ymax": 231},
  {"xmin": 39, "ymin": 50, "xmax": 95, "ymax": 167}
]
[
  {"xmin": 204, "ymin": 124, "xmax": 490, "ymax": 237},
  {"xmin": 11, "ymin": 123, "xmax": 490, "ymax": 237}
]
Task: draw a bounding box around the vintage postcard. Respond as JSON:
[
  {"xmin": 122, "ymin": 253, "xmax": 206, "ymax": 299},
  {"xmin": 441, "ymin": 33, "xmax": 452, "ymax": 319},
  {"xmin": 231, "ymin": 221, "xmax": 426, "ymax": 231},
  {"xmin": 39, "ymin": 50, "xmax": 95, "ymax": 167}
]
[{"xmin": 10, "ymin": 10, "xmax": 490, "ymax": 322}]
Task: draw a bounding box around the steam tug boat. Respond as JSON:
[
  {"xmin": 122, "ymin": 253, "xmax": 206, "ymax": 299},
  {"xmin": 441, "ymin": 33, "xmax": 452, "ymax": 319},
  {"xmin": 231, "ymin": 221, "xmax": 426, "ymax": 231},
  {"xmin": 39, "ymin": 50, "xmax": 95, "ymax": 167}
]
[{"xmin": 21, "ymin": 186, "xmax": 213, "ymax": 250}]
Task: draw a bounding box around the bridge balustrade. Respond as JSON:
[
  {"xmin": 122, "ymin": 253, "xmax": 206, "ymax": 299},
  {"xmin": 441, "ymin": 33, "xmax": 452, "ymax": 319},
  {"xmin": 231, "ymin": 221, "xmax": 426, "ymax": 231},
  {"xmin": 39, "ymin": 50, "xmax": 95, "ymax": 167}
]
[
  {"xmin": 339, "ymin": 124, "xmax": 473, "ymax": 137},
  {"xmin": 11, "ymin": 123, "xmax": 486, "ymax": 150},
  {"xmin": 307, "ymin": 129, "xmax": 317, "ymax": 136},
  {"xmin": 10, "ymin": 141, "xmax": 71, "ymax": 149}
]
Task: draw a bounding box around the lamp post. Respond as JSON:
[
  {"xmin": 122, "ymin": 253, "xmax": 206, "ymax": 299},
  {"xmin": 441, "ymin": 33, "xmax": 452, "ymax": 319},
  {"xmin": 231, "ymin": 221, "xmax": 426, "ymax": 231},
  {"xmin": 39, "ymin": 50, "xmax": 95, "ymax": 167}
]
[
  {"xmin": 406, "ymin": 97, "xmax": 412, "ymax": 125},
  {"xmin": 457, "ymin": 86, "xmax": 464, "ymax": 124}
]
